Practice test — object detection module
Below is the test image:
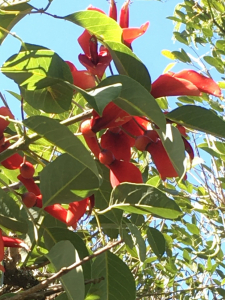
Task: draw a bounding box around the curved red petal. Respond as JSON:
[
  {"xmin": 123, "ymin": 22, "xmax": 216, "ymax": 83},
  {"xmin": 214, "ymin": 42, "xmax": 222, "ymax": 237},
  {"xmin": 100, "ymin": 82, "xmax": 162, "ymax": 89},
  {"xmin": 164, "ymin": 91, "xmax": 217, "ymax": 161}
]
[
  {"xmin": 122, "ymin": 117, "xmax": 148, "ymax": 146},
  {"xmin": 173, "ymin": 70, "xmax": 222, "ymax": 97},
  {"xmin": 109, "ymin": 0, "xmax": 117, "ymax": 21},
  {"xmin": 66, "ymin": 198, "xmax": 89, "ymax": 226},
  {"xmin": 0, "ymin": 107, "xmax": 14, "ymax": 133},
  {"xmin": 146, "ymin": 140, "xmax": 178, "ymax": 180},
  {"xmin": 119, "ymin": 0, "xmax": 130, "ymax": 28},
  {"xmin": 17, "ymin": 174, "xmax": 41, "ymax": 196},
  {"xmin": 122, "ymin": 22, "xmax": 149, "ymax": 45},
  {"xmin": 109, "ymin": 160, "xmax": 143, "ymax": 187},
  {"xmin": 151, "ymin": 73, "xmax": 201, "ymax": 98},
  {"xmin": 44, "ymin": 204, "xmax": 68, "ymax": 224},
  {"xmin": 83, "ymin": 135, "xmax": 101, "ymax": 158},
  {"xmin": 78, "ymin": 30, "xmax": 92, "ymax": 56}
]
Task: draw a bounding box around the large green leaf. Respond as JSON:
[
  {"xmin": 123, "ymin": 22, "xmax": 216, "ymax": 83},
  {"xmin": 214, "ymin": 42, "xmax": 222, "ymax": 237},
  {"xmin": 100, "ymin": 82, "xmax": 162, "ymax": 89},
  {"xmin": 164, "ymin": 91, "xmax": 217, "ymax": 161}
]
[
  {"xmin": 97, "ymin": 75, "xmax": 166, "ymax": 130},
  {"xmin": 109, "ymin": 183, "xmax": 182, "ymax": 219},
  {"xmin": 1, "ymin": 45, "xmax": 73, "ymax": 113},
  {"xmin": 65, "ymin": 10, "xmax": 122, "ymax": 43},
  {"xmin": 167, "ymin": 105, "xmax": 225, "ymax": 138},
  {"xmin": 0, "ymin": 188, "xmax": 27, "ymax": 233},
  {"xmin": 44, "ymin": 227, "xmax": 91, "ymax": 295},
  {"xmin": 147, "ymin": 227, "xmax": 166, "ymax": 258},
  {"xmin": 0, "ymin": 2, "xmax": 33, "ymax": 44},
  {"xmin": 105, "ymin": 40, "xmax": 151, "ymax": 90},
  {"xmin": 87, "ymin": 251, "xmax": 136, "ymax": 300},
  {"xmin": 46, "ymin": 240, "xmax": 84, "ymax": 300},
  {"xmin": 23, "ymin": 116, "xmax": 99, "ymax": 180},
  {"xmin": 156, "ymin": 124, "xmax": 186, "ymax": 177},
  {"xmin": 40, "ymin": 153, "xmax": 99, "ymax": 206}
]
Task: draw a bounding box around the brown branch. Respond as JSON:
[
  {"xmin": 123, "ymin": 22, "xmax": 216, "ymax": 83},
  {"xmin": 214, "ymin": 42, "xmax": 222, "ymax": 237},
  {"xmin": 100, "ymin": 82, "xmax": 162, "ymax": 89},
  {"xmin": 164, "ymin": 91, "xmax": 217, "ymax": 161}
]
[{"xmin": 2, "ymin": 240, "xmax": 123, "ymax": 300}]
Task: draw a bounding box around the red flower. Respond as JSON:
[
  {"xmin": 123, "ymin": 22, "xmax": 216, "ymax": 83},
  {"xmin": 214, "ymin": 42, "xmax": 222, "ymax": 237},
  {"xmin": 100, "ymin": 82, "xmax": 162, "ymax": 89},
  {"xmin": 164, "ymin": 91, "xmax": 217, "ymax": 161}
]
[
  {"xmin": 92, "ymin": 102, "xmax": 132, "ymax": 133},
  {"xmin": 101, "ymin": 129, "xmax": 131, "ymax": 161},
  {"xmin": 0, "ymin": 230, "xmax": 5, "ymax": 272},
  {"xmin": 109, "ymin": 160, "xmax": 143, "ymax": 187},
  {"xmin": 0, "ymin": 107, "xmax": 14, "ymax": 136},
  {"xmin": 122, "ymin": 117, "xmax": 149, "ymax": 146},
  {"xmin": 66, "ymin": 61, "xmax": 96, "ymax": 90},
  {"xmin": 44, "ymin": 204, "xmax": 68, "ymax": 224},
  {"xmin": 66, "ymin": 198, "xmax": 90, "ymax": 229},
  {"xmin": 146, "ymin": 140, "xmax": 179, "ymax": 180},
  {"xmin": 83, "ymin": 135, "xmax": 101, "ymax": 159},
  {"xmin": 151, "ymin": 70, "xmax": 221, "ymax": 98}
]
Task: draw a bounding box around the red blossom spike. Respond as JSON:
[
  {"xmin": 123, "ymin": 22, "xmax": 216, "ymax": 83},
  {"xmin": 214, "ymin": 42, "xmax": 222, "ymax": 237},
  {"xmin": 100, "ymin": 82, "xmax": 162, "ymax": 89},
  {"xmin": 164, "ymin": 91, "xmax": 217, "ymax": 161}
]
[
  {"xmin": 44, "ymin": 204, "xmax": 68, "ymax": 224},
  {"xmin": 92, "ymin": 102, "xmax": 132, "ymax": 132},
  {"xmin": 176, "ymin": 124, "xmax": 187, "ymax": 137},
  {"xmin": 151, "ymin": 73, "xmax": 201, "ymax": 99},
  {"xmin": 146, "ymin": 140, "xmax": 179, "ymax": 180},
  {"xmin": 122, "ymin": 22, "xmax": 149, "ymax": 48},
  {"xmin": 78, "ymin": 30, "xmax": 92, "ymax": 57},
  {"xmin": 83, "ymin": 135, "xmax": 101, "ymax": 158},
  {"xmin": 144, "ymin": 130, "xmax": 159, "ymax": 142},
  {"xmin": 121, "ymin": 117, "xmax": 148, "ymax": 146},
  {"xmin": 109, "ymin": 0, "xmax": 117, "ymax": 21},
  {"xmin": 35, "ymin": 194, "xmax": 43, "ymax": 208},
  {"xmin": 109, "ymin": 160, "xmax": 143, "ymax": 187},
  {"xmin": 135, "ymin": 135, "xmax": 152, "ymax": 151},
  {"xmin": 119, "ymin": 0, "xmax": 130, "ymax": 28},
  {"xmin": 80, "ymin": 119, "xmax": 95, "ymax": 137},
  {"xmin": 100, "ymin": 129, "xmax": 131, "ymax": 161},
  {"xmin": 173, "ymin": 70, "xmax": 222, "ymax": 97}
]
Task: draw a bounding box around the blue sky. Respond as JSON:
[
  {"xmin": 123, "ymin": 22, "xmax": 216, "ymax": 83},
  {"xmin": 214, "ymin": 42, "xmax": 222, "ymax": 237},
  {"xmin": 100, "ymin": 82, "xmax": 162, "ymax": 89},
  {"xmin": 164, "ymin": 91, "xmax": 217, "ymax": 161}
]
[{"xmin": 0, "ymin": 0, "xmax": 183, "ymax": 116}]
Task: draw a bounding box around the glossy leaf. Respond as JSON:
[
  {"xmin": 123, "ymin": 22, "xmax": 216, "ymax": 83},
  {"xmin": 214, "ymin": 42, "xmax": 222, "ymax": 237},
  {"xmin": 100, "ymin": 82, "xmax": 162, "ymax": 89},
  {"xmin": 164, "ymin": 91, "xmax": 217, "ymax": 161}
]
[
  {"xmin": 46, "ymin": 240, "xmax": 84, "ymax": 300},
  {"xmin": 167, "ymin": 105, "xmax": 225, "ymax": 138},
  {"xmin": 97, "ymin": 75, "xmax": 166, "ymax": 130},
  {"xmin": 2, "ymin": 45, "xmax": 73, "ymax": 113},
  {"xmin": 65, "ymin": 10, "xmax": 122, "ymax": 42},
  {"xmin": 0, "ymin": 188, "xmax": 27, "ymax": 233},
  {"xmin": 40, "ymin": 153, "xmax": 99, "ymax": 206},
  {"xmin": 109, "ymin": 183, "xmax": 182, "ymax": 219},
  {"xmin": 88, "ymin": 251, "xmax": 136, "ymax": 300},
  {"xmin": 23, "ymin": 116, "xmax": 99, "ymax": 179},
  {"xmin": 0, "ymin": 2, "xmax": 33, "ymax": 44},
  {"xmin": 44, "ymin": 227, "xmax": 91, "ymax": 294},
  {"xmin": 147, "ymin": 227, "xmax": 166, "ymax": 258},
  {"xmin": 105, "ymin": 40, "xmax": 151, "ymax": 90}
]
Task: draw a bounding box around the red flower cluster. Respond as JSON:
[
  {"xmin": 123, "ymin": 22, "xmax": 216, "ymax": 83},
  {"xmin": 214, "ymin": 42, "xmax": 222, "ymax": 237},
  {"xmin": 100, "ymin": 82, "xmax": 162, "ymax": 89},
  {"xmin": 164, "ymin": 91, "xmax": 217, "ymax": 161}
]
[{"xmin": 0, "ymin": 107, "xmax": 92, "ymax": 229}]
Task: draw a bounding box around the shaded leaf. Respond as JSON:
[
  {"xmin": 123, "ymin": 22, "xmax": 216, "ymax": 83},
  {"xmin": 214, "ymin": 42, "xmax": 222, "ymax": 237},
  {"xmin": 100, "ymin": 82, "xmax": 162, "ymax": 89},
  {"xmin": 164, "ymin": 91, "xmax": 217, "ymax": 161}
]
[
  {"xmin": 127, "ymin": 223, "xmax": 146, "ymax": 262},
  {"xmin": 46, "ymin": 241, "xmax": 84, "ymax": 300},
  {"xmin": 147, "ymin": 227, "xmax": 166, "ymax": 258}
]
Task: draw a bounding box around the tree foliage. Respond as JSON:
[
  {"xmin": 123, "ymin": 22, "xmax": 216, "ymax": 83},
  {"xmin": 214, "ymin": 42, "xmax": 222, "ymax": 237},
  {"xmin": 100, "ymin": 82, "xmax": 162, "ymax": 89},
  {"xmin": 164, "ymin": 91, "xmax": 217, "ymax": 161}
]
[{"xmin": 0, "ymin": 0, "xmax": 225, "ymax": 299}]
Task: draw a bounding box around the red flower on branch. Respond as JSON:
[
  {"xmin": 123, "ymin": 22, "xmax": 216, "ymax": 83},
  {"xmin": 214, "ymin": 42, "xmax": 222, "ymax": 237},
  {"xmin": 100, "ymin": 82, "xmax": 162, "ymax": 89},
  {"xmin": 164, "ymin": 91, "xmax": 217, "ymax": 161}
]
[{"xmin": 151, "ymin": 70, "xmax": 222, "ymax": 98}]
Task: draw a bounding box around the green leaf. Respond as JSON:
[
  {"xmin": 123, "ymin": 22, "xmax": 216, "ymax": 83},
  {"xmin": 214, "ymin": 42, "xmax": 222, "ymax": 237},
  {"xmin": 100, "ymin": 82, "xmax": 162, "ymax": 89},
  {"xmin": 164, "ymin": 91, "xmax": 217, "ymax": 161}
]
[
  {"xmin": 186, "ymin": 223, "xmax": 200, "ymax": 235},
  {"xmin": 0, "ymin": 189, "xmax": 27, "ymax": 233},
  {"xmin": 40, "ymin": 153, "xmax": 99, "ymax": 206},
  {"xmin": 0, "ymin": 2, "xmax": 33, "ymax": 44},
  {"xmin": 55, "ymin": 293, "xmax": 68, "ymax": 300},
  {"xmin": 44, "ymin": 227, "xmax": 91, "ymax": 295},
  {"xmin": 87, "ymin": 83, "xmax": 122, "ymax": 116},
  {"xmin": 98, "ymin": 75, "xmax": 166, "ymax": 130},
  {"xmin": 156, "ymin": 124, "xmax": 185, "ymax": 177},
  {"xmin": 127, "ymin": 223, "xmax": 146, "ymax": 262},
  {"xmin": 2, "ymin": 45, "xmax": 73, "ymax": 113},
  {"xmin": 23, "ymin": 116, "xmax": 99, "ymax": 179},
  {"xmin": 46, "ymin": 241, "xmax": 84, "ymax": 300},
  {"xmin": 167, "ymin": 105, "xmax": 225, "ymax": 138},
  {"xmin": 65, "ymin": 11, "xmax": 122, "ymax": 43},
  {"xmin": 173, "ymin": 31, "xmax": 188, "ymax": 45},
  {"xmin": 147, "ymin": 227, "xmax": 166, "ymax": 258},
  {"xmin": 110, "ymin": 183, "xmax": 182, "ymax": 219},
  {"xmin": 87, "ymin": 251, "xmax": 136, "ymax": 300},
  {"xmin": 104, "ymin": 41, "xmax": 151, "ymax": 90}
]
